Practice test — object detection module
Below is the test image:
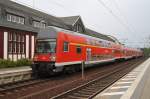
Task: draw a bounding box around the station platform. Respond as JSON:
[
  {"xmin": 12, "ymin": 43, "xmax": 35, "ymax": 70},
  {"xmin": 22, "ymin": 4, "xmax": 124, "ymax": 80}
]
[
  {"xmin": 94, "ymin": 58, "xmax": 150, "ymax": 99},
  {"xmin": 0, "ymin": 66, "xmax": 32, "ymax": 85},
  {"xmin": 0, "ymin": 66, "xmax": 31, "ymax": 75}
]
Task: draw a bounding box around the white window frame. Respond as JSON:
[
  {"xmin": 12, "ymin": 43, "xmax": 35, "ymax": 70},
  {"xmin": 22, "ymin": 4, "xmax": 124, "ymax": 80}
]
[
  {"xmin": 8, "ymin": 33, "xmax": 12, "ymax": 41},
  {"xmin": 12, "ymin": 15, "xmax": 17, "ymax": 23},
  {"xmin": 33, "ymin": 20, "xmax": 46, "ymax": 28},
  {"xmin": 7, "ymin": 14, "xmax": 11, "ymax": 21},
  {"xmin": 16, "ymin": 16, "xmax": 20, "ymax": 24},
  {"xmin": 20, "ymin": 17, "xmax": 25, "ymax": 24},
  {"xmin": 7, "ymin": 13, "xmax": 25, "ymax": 25}
]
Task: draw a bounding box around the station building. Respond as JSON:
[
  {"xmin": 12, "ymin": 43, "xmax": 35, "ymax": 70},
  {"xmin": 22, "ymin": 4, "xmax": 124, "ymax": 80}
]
[
  {"xmin": 0, "ymin": 0, "xmax": 70, "ymax": 61},
  {"xmin": 0, "ymin": 0, "xmax": 117, "ymax": 61}
]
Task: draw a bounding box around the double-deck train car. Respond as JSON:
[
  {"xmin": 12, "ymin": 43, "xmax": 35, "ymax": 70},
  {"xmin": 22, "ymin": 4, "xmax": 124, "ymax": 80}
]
[{"xmin": 32, "ymin": 26, "xmax": 142, "ymax": 76}]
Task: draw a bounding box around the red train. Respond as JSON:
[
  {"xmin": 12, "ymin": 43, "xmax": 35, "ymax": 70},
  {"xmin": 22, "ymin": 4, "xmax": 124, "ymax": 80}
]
[{"xmin": 32, "ymin": 26, "xmax": 143, "ymax": 76}]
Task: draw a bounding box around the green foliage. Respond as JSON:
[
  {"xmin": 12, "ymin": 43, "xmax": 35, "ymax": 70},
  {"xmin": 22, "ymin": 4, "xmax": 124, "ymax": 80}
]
[
  {"xmin": 0, "ymin": 59, "xmax": 32, "ymax": 69},
  {"xmin": 143, "ymin": 48, "xmax": 150, "ymax": 57}
]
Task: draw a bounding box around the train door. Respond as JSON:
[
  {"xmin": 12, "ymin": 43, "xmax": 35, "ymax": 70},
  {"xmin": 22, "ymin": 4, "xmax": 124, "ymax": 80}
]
[{"xmin": 86, "ymin": 48, "xmax": 91, "ymax": 62}]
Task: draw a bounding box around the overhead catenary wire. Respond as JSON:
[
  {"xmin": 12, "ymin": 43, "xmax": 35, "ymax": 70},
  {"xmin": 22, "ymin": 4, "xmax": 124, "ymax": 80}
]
[
  {"xmin": 11, "ymin": 0, "xmax": 58, "ymax": 17},
  {"xmin": 97, "ymin": 0, "xmax": 133, "ymax": 33},
  {"xmin": 45, "ymin": 0, "xmax": 75, "ymax": 14},
  {"xmin": 111, "ymin": 0, "xmax": 137, "ymax": 34},
  {"xmin": 48, "ymin": 0, "xmax": 104, "ymax": 30}
]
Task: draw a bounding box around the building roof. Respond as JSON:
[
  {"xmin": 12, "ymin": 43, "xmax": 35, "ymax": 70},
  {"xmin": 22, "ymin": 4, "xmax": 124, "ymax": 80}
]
[
  {"xmin": 85, "ymin": 28, "xmax": 116, "ymax": 42},
  {"xmin": 59, "ymin": 16, "xmax": 80, "ymax": 26},
  {"xmin": 60, "ymin": 15, "xmax": 116, "ymax": 42},
  {"xmin": 0, "ymin": 0, "xmax": 71, "ymax": 32},
  {"xmin": 0, "ymin": 0, "xmax": 117, "ymax": 42}
]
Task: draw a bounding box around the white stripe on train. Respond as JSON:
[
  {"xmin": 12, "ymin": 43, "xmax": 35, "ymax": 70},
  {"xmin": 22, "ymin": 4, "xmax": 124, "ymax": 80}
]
[{"xmin": 55, "ymin": 58, "xmax": 116, "ymax": 67}]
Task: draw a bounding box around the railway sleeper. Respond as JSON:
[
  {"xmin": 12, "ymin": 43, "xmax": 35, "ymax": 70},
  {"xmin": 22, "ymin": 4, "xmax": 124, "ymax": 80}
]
[
  {"xmin": 81, "ymin": 89, "xmax": 98, "ymax": 92},
  {"xmin": 67, "ymin": 95, "xmax": 87, "ymax": 99},
  {"xmin": 87, "ymin": 84, "xmax": 105, "ymax": 88},
  {"xmin": 77, "ymin": 91, "xmax": 94, "ymax": 95},
  {"xmin": 72, "ymin": 93, "xmax": 90, "ymax": 98},
  {"xmin": 84, "ymin": 87, "xmax": 99, "ymax": 91},
  {"xmin": 91, "ymin": 83, "xmax": 103, "ymax": 86},
  {"xmin": 90, "ymin": 85, "xmax": 107, "ymax": 89},
  {"xmin": 79, "ymin": 89, "xmax": 95, "ymax": 93},
  {"xmin": 74, "ymin": 92, "xmax": 92, "ymax": 96}
]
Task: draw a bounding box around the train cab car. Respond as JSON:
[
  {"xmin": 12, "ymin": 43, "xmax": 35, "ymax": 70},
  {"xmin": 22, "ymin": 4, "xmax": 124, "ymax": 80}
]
[
  {"xmin": 32, "ymin": 26, "xmax": 117, "ymax": 76},
  {"xmin": 31, "ymin": 26, "xmax": 143, "ymax": 76}
]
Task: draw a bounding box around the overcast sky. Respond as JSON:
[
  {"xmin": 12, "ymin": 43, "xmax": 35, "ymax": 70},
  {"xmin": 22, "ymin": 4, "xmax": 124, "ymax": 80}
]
[{"xmin": 12, "ymin": 0, "xmax": 150, "ymax": 48}]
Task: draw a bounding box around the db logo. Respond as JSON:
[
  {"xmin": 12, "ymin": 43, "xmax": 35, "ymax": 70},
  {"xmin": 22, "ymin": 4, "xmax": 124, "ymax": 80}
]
[{"xmin": 42, "ymin": 57, "xmax": 46, "ymax": 60}]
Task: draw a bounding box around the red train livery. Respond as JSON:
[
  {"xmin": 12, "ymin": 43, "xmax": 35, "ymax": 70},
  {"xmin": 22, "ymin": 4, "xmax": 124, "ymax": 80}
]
[{"xmin": 32, "ymin": 26, "xmax": 142, "ymax": 76}]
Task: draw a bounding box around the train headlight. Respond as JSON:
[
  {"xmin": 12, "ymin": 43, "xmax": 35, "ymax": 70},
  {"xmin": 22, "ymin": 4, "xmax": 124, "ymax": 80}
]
[
  {"xmin": 50, "ymin": 55, "xmax": 56, "ymax": 61},
  {"xmin": 33, "ymin": 56, "xmax": 38, "ymax": 61}
]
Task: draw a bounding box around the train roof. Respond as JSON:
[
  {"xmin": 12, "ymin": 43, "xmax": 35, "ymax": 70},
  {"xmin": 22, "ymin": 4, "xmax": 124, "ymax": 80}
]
[{"xmin": 38, "ymin": 26, "xmax": 116, "ymax": 44}]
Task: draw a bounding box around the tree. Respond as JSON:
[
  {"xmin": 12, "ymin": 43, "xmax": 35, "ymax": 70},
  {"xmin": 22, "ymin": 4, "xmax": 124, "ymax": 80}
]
[{"xmin": 143, "ymin": 35, "xmax": 150, "ymax": 57}]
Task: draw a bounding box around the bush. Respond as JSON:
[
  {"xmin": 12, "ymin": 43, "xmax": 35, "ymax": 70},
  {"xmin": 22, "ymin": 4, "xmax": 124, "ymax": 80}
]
[{"xmin": 0, "ymin": 59, "xmax": 32, "ymax": 69}]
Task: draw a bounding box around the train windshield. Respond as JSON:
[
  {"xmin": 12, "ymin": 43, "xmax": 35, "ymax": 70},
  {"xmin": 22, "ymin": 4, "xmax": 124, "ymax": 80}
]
[{"xmin": 36, "ymin": 41, "xmax": 56, "ymax": 53}]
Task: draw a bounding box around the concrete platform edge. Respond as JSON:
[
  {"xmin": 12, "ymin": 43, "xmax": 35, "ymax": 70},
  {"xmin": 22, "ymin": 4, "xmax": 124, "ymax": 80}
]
[{"xmin": 120, "ymin": 58, "xmax": 150, "ymax": 99}]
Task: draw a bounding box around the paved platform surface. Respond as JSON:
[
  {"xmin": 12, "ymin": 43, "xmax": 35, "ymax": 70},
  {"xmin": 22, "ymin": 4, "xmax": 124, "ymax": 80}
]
[
  {"xmin": 0, "ymin": 66, "xmax": 31, "ymax": 75},
  {"xmin": 94, "ymin": 58, "xmax": 150, "ymax": 99},
  {"xmin": 0, "ymin": 66, "xmax": 32, "ymax": 85}
]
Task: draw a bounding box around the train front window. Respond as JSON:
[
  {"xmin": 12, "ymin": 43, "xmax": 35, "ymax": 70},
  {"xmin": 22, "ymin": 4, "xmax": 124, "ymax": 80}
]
[{"xmin": 36, "ymin": 41, "xmax": 56, "ymax": 53}]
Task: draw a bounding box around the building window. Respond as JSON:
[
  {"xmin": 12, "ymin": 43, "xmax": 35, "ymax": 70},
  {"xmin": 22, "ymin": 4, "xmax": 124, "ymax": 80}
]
[
  {"xmin": 12, "ymin": 42, "xmax": 16, "ymax": 53},
  {"xmin": 8, "ymin": 33, "xmax": 25, "ymax": 54},
  {"xmin": 76, "ymin": 46, "xmax": 81, "ymax": 54},
  {"xmin": 20, "ymin": 43, "xmax": 25, "ymax": 53},
  {"xmin": 7, "ymin": 13, "xmax": 25, "ymax": 24},
  {"xmin": 11, "ymin": 15, "xmax": 16, "ymax": 22},
  {"xmin": 33, "ymin": 20, "xmax": 46, "ymax": 28},
  {"xmin": 17, "ymin": 34, "xmax": 21, "ymax": 42},
  {"xmin": 8, "ymin": 33, "xmax": 12, "ymax": 41},
  {"xmin": 63, "ymin": 42, "xmax": 69, "ymax": 52},
  {"xmin": 21, "ymin": 35, "xmax": 25, "ymax": 42},
  {"xmin": 8, "ymin": 42, "xmax": 12, "ymax": 53},
  {"xmin": 19, "ymin": 17, "xmax": 25, "ymax": 24},
  {"xmin": 7, "ymin": 14, "xmax": 11, "ymax": 21},
  {"xmin": 13, "ymin": 33, "xmax": 17, "ymax": 41}
]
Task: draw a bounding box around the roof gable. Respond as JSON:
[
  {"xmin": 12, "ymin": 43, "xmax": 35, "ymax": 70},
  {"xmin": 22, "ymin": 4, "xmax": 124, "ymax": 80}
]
[{"xmin": 59, "ymin": 16, "xmax": 79, "ymax": 25}]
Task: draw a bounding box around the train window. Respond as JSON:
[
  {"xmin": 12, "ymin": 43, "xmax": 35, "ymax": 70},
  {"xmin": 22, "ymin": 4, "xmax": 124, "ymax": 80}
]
[
  {"xmin": 63, "ymin": 42, "xmax": 69, "ymax": 52},
  {"xmin": 76, "ymin": 46, "xmax": 82, "ymax": 54}
]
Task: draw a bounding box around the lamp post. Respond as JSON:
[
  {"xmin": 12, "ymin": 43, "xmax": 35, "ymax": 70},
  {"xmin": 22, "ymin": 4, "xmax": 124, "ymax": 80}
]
[{"xmin": 82, "ymin": 61, "xmax": 85, "ymax": 79}]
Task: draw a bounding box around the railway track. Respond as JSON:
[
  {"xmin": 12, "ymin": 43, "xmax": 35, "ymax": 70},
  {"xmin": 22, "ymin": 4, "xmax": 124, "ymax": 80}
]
[
  {"xmin": 0, "ymin": 58, "xmax": 146, "ymax": 99},
  {"xmin": 0, "ymin": 78, "xmax": 50, "ymax": 95},
  {"xmin": 51, "ymin": 58, "xmax": 145, "ymax": 99}
]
